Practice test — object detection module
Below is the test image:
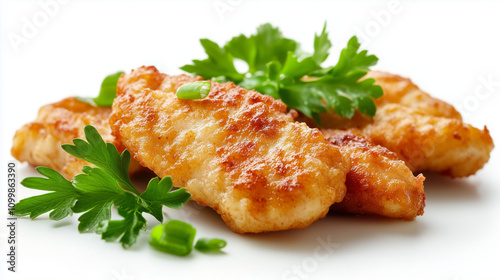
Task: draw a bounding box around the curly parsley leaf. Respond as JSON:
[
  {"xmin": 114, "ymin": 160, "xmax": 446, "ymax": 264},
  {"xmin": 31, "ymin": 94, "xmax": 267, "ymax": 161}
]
[
  {"xmin": 282, "ymin": 36, "xmax": 383, "ymax": 123},
  {"xmin": 181, "ymin": 23, "xmax": 383, "ymax": 125},
  {"xmin": 140, "ymin": 176, "xmax": 191, "ymax": 222},
  {"xmin": 180, "ymin": 39, "xmax": 244, "ymax": 83},
  {"xmin": 71, "ymin": 166, "xmax": 133, "ymax": 233},
  {"xmin": 97, "ymin": 209, "xmax": 147, "ymax": 249},
  {"xmin": 238, "ymin": 23, "xmax": 297, "ymax": 73},
  {"xmin": 312, "ymin": 22, "xmax": 332, "ymax": 65},
  {"xmin": 15, "ymin": 166, "xmax": 78, "ymax": 221},
  {"xmin": 61, "ymin": 125, "xmax": 137, "ymax": 195},
  {"xmin": 78, "ymin": 71, "xmax": 124, "ymax": 107},
  {"xmin": 15, "ymin": 125, "xmax": 192, "ymax": 249}
]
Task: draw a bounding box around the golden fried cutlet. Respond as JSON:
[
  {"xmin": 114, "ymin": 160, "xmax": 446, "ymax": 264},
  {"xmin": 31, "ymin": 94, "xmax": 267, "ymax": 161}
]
[
  {"xmin": 110, "ymin": 66, "xmax": 350, "ymax": 234},
  {"xmin": 306, "ymin": 71, "xmax": 494, "ymax": 177},
  {"xmin": 360, "ymin": 104, "xmax": 493, "ymax": 177},
  {"xmin": 11, "ymin": 97, "xmax": 143, "ymax": 179},
  {"xmin": 366, "ymin": 71, "xmax": 463, "ymax": 119},
  {"xmin": 323, "ymin": 129, "xmax": 425, "ymax": 220}
]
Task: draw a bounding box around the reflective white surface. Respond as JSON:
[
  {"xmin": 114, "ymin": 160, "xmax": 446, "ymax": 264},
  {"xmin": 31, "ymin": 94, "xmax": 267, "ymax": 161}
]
[{"xmin": 1, "ymin": 1, "xmax": 499, "ymax": 279}]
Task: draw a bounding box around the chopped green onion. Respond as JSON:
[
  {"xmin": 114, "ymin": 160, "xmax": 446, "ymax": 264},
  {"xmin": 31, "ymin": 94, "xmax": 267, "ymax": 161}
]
[
  {"xmin": 176, "ymin": 81, "xmax": 212, "ymax": 100},
  {"xmin": 149, "ymin": 220, "xmax": 196, "ymax": 256},
  {"xmin": 195, "ymin": 238, "xmax": 227, "ymax": 252}
]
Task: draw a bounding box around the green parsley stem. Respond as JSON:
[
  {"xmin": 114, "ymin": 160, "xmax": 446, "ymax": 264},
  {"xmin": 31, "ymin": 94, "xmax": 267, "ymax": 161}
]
[{"xmin": 116, "ymin": 178, "xmax": 140, "ymax": 196}]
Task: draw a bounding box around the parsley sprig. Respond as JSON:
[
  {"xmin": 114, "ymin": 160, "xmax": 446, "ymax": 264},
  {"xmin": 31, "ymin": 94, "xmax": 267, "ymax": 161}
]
[
  {"xmin": 181, "ymin": 23, "xmax": 383, "ymax": 124},
  {"xmin": 14, "ymin": 125, "xmax": 191, "ymax": 248},
  {"xmin": 77, "ymin": 71, "xmax": 124, "ymax": 106}
]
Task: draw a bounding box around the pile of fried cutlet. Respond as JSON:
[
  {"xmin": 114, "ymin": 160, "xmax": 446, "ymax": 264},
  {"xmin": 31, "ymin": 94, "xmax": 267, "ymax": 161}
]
[{"xmin": 11, "ymin": 66, "xmax": 494, "ymax": 234}]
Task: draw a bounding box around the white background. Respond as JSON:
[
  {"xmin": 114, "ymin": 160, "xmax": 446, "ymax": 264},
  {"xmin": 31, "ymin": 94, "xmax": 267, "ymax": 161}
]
[{"xmin": 1, "ymin": 0, "xmax": 499, "ymax": 279}]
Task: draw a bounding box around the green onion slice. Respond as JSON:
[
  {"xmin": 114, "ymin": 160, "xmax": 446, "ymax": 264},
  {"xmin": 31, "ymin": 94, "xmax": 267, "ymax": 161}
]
[
  {"xmin": 149, "ymin": 220, "xmax": 196, "ymax": 256},
  {"xmin": 195, "ymin": 238, "xmax": 227, "ymax": 252},
  {"xmin": 176, "ymin": 81, "xmax": 212, "ymax": 100}
]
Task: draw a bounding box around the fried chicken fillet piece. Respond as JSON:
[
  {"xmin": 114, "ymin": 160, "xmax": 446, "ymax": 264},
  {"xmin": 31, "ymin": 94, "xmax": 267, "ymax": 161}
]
[
  {"xmin": 306, "ymin": 71, "xmax": 494, "ymax": 177},
  {"xmin": 11, "ymin": 97, "xmax": 143, "ymax": 179},
  {"xmin": 324, "ymin": 129, "xmax": 425, "ymax": 220},
  {"xmin": 110, "ymin": 66, "xmax": 349, "ymax": 234}
]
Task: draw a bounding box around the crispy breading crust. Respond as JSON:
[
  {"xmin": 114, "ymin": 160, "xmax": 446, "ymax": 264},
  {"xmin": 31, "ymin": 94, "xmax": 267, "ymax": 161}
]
[
  {"xmin": 304, "ymin": 71, "xmax": 494, "ymax": 177},
  {"xmin": 363, "ymin": 72, "xmax": 494, "ymax": 177},
  {"xmin": 11, "ymin": 97, "xmax": 143, "ymax": 179},
  {"xmin": 110, "ymin": 66, "xmax": 350, "ymax": 234},
  {"xmin": 362, "ymin": 104, "xmax": 493, "ymax": 177},
  {"xmin": 324, "ymin": 129, "xmax": 425, "ymax": 220},
  {"xmin": 366, "ymin": 71, "xmax": 463, "ymax": 119}
]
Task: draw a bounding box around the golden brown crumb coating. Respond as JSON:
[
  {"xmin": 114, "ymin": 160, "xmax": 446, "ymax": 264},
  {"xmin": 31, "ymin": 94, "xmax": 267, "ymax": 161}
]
[
  {"xmin": 11, "ymin": 97, "xmax": 143, "ymax": 179},
  {"xmin": 323, "ymin": 129, "xmax": 425, "ymax": 220},
  {"xmin": 361, "ymin": 104, "xmax": 493, "ymax": 177},
  {"xmin": 110, "ymin": 66, "xmax": 350, "ymax": 234},
  {"xmin": 365, "ymin": 71, "xmax": 463, "ymax": 119},
  {"xmin": 306, "ymin": 71, "xmax": 494, "ymax": 177}
]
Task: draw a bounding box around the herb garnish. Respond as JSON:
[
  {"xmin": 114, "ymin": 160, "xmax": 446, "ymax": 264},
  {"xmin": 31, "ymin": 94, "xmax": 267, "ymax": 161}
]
[
  {"xmin": 195, "ymin": 238, "xmax": 227, "ymax": 252},
  {"xmin": 78, "ymin": 71, "xmax": 124, "ymax": 106},
  {"xmin": 149, "ymin": 220, "xmax": 197, "ymax": 256},
  {"xmin": 14, "ymin": 125, "xmax": 191, "ymax": 249},
  {"xmin": 176, "ymin": 81, "xmax": 212, "ymax": 100},
  {"xmin": 181, "ymin": 23, "xmax": 383, "ymax": 124}
]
